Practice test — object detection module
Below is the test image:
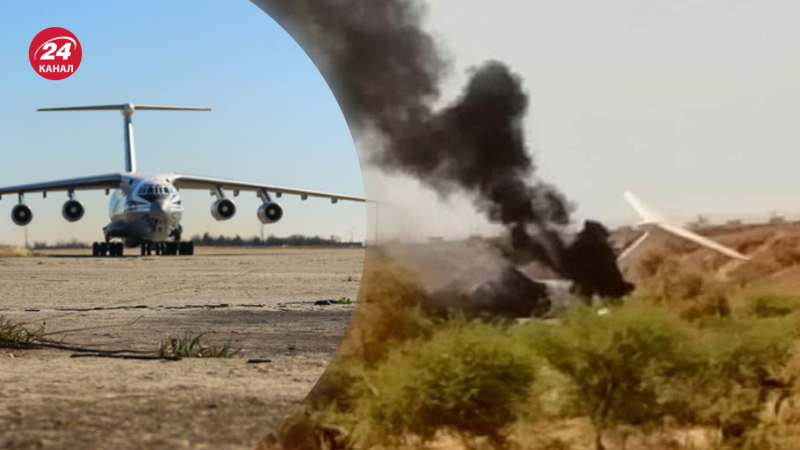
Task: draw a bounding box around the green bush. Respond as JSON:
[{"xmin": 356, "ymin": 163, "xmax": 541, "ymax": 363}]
[
  {"xmin": 523, "ymin": 304, "xmax": 698, "ymax": 450},
  {"xmin": 743, "ymin": 294, "xmax": 800, "ymax": 319},
  {"xmin": 350, "ymin": 321, "xmax": 535, "ymax": 448},
  {"xmin": 683, "ymin": 317, "xmax": 798, "ymax": 445},
  {"xmin": 340, "ymin": 253, "xmax": 436, "ymax": 364},
  {"xmin": 522, "ymin": 303, "xmax": 800, "ymax": 448}
]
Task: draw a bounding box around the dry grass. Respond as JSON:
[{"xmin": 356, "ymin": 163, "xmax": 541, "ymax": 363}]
[
  {"xmin": 158, "ymin": 334, "xmax": 240, "ymax": 358},
  {"xmin": 0, "ymin": 316, "xmax": 43, "ymax": 348},
  {"xmin": 0, "ymin": 246, "xmax": 35, "ymax": 258}
]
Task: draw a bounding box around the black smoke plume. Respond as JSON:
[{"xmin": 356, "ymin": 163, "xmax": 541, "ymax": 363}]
[{"xmin": 252, "ymin": 0, "xmax": 632, "ymax": 298}]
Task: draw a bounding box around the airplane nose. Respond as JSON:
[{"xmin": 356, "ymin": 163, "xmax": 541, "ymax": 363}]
[{"xmin": 150, "ymin": 199, "xmax": 170, "ymax": 219}]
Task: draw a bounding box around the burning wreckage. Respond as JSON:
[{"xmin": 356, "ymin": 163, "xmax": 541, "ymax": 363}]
[
  {"xmin": 387, "ymin": 221, "xmax": 634, "ymax": 319},
  {"xmin": 254, "ymin": 0, "xmax": 635, "ymax": 316}
]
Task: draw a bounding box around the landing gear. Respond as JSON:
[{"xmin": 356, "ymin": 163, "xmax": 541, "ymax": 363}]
[
  {"xmin": 179, "ymin": 241, "xmax": 194, "ymax": 256},
  {"xmin": 92, "ymin": 241, "xmax": 122, "ymax": 257},
  {"xmin": 109, "ymin": 242, "xmax": 124, "ymax": 257},
  {"xmin": 139, "ymin": 241, "xmax": 194, "ymax": 257}
]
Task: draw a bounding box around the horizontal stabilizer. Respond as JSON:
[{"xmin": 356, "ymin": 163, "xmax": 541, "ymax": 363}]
[
  {"xmin": 624, "ymin": 191, "xmax": 750, "ymax": 261},
  {"xmin": 38, "ymin": 104, "xmax": 211, "ymax": 112},
  {"xmin": 37, "ymin": 103, "xmax": 210, "ymax": 173}
]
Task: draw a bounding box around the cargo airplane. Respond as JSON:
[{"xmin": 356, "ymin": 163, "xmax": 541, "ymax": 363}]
[{"xmin": 0, "ymin": 104, "xmax": 365, "ymax": 257}]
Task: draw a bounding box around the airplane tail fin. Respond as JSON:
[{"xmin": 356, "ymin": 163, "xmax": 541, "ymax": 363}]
[
  {"xmin": 623, "ymin": 191, "xmax": 750, "ymax": 261},
  {"xmin": 38, "ymin": 104, "xmax": 211, "ymax": 173},
  {"xmin": 623, "ymin": 191, "xmax": 664, "ymax": 224}
]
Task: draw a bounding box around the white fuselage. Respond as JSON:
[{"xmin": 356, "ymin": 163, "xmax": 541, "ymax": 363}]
[{"xmin": 105, "ymin": 173, "xmax": 184, "ymax": 244}]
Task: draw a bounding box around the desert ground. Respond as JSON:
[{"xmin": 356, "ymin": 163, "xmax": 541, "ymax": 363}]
[{"xmin": 0, "ymin": 246, "xmax": 364, "ymax": 450}]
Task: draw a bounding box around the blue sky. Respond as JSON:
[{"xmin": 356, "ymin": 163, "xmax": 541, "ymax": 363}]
[{"xmin": 0, "ymin": 2, "xmax": 366, "ymax": 246}]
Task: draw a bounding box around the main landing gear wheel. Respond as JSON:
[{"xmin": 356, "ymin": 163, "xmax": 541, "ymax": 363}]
[
  {"xmin": 138, "ymin": 241, "xmax": 194, "ymax": 257},
  {"xmin": 179, "ymin": 241, "xmax": 194, "ymax": 256},
  {"xmin": 92, "ymin": 242, "xmax": 120, "ymax": 257},
  {"xmin": 108, "ymin": 242, "xmax": 123, "ymax": 257}
]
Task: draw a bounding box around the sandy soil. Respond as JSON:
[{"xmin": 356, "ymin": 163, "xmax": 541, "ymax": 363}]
[{"xmin": 0, "ymin": 246, "xmax": 364, "ymax": 450}]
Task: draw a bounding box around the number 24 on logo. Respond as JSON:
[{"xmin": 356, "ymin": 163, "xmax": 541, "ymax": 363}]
[{"xmin": 40, "ymin": 42, "xmax": 71, "ymax": 60}]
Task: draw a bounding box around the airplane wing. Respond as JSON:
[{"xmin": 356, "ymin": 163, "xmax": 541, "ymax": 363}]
[
  {"xmin": 617, "ymin": 231, "xmax": 650, "ymax": 262},
  {"xmin": 0, "ymin": 173, "xmax": 124, "ymax": 199},
  {"xmin": 624, "ymin": 191, "xmax": 750, "ymax": 261},
  {"xmin": 170, "ymin": 174, "xmax": 366, "ymax": 203},
  {"xmin": 655, "ymin": 221, "xmax": 750, "ymax": 261}
]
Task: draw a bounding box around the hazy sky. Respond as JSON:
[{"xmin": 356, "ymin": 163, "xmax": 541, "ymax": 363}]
[
  {"xmin": 417, "ymin": 0, "xmax": 800, "ymax": 230},
  {"xmin": 0, "ymin": 2, "xmax": 366, "ymax": 246},
  {"xmin": 369, "ymin": 0, "xmax": 800, "ymax": 240}
]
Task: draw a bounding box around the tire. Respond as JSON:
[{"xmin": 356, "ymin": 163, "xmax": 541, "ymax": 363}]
[
  {"xmin": 179, "ymin": 241, "xmax": 195, "ymax": 256},
  {"xmin": 116, "ymin": 243, "xmax": 124, "ymax": 257},
  {"xmin": 99, "ymin": 243, "xmax": 108, "ymax": 257},
  {"xmin": 92, "ymin": 242, "xmax": 99, "ymax": 257},
  {"xmin": 167, "ymin": 242, "xmax": 177, "ymax": 256}
]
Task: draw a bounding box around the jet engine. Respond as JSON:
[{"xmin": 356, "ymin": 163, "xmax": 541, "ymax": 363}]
[
  {"xmin": 211, "ymin": 198, "xmax": 236, "ymax": 221},
  {"xmin": 258, "ymin": 202, "xmax": 283, "ymax": 224},
  {"xmin": 11, "ymin": 204, "xmax": 33, "ymax": 226},
  {"xmin": 62, "ymin": 199, "xmax": 85, "ymax": 222}
]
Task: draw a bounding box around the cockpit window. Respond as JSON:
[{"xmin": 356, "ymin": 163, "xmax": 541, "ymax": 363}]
[{"xmin": 138, "ymin": 184, "xmax": 172, "ymax": 201}]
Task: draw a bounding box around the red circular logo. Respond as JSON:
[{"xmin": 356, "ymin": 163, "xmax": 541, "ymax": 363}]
[{"xmin": 29, "ymin": 27, "xmax": 82, "ymax": 80}]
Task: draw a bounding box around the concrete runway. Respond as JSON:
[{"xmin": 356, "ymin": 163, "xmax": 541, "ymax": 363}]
[{"xmin": 0, "ymin": 246, "xmax": 364, "ymax": 449}]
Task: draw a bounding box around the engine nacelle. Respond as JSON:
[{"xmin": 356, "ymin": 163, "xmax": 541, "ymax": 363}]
[
  {"xmin": 258, "ymin": 202, "xmax": 284, "ymax": 224},
  {"xmin": 211, "ymin": 198, "xmax": 236, "ymax": 221},
  {"xmin": 62, "ymin": 199, "xmax": 85, "ymax": 222},
  {"xmin": 11, "ymin": 204, "xmax": 33, "ymax": 226}
]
